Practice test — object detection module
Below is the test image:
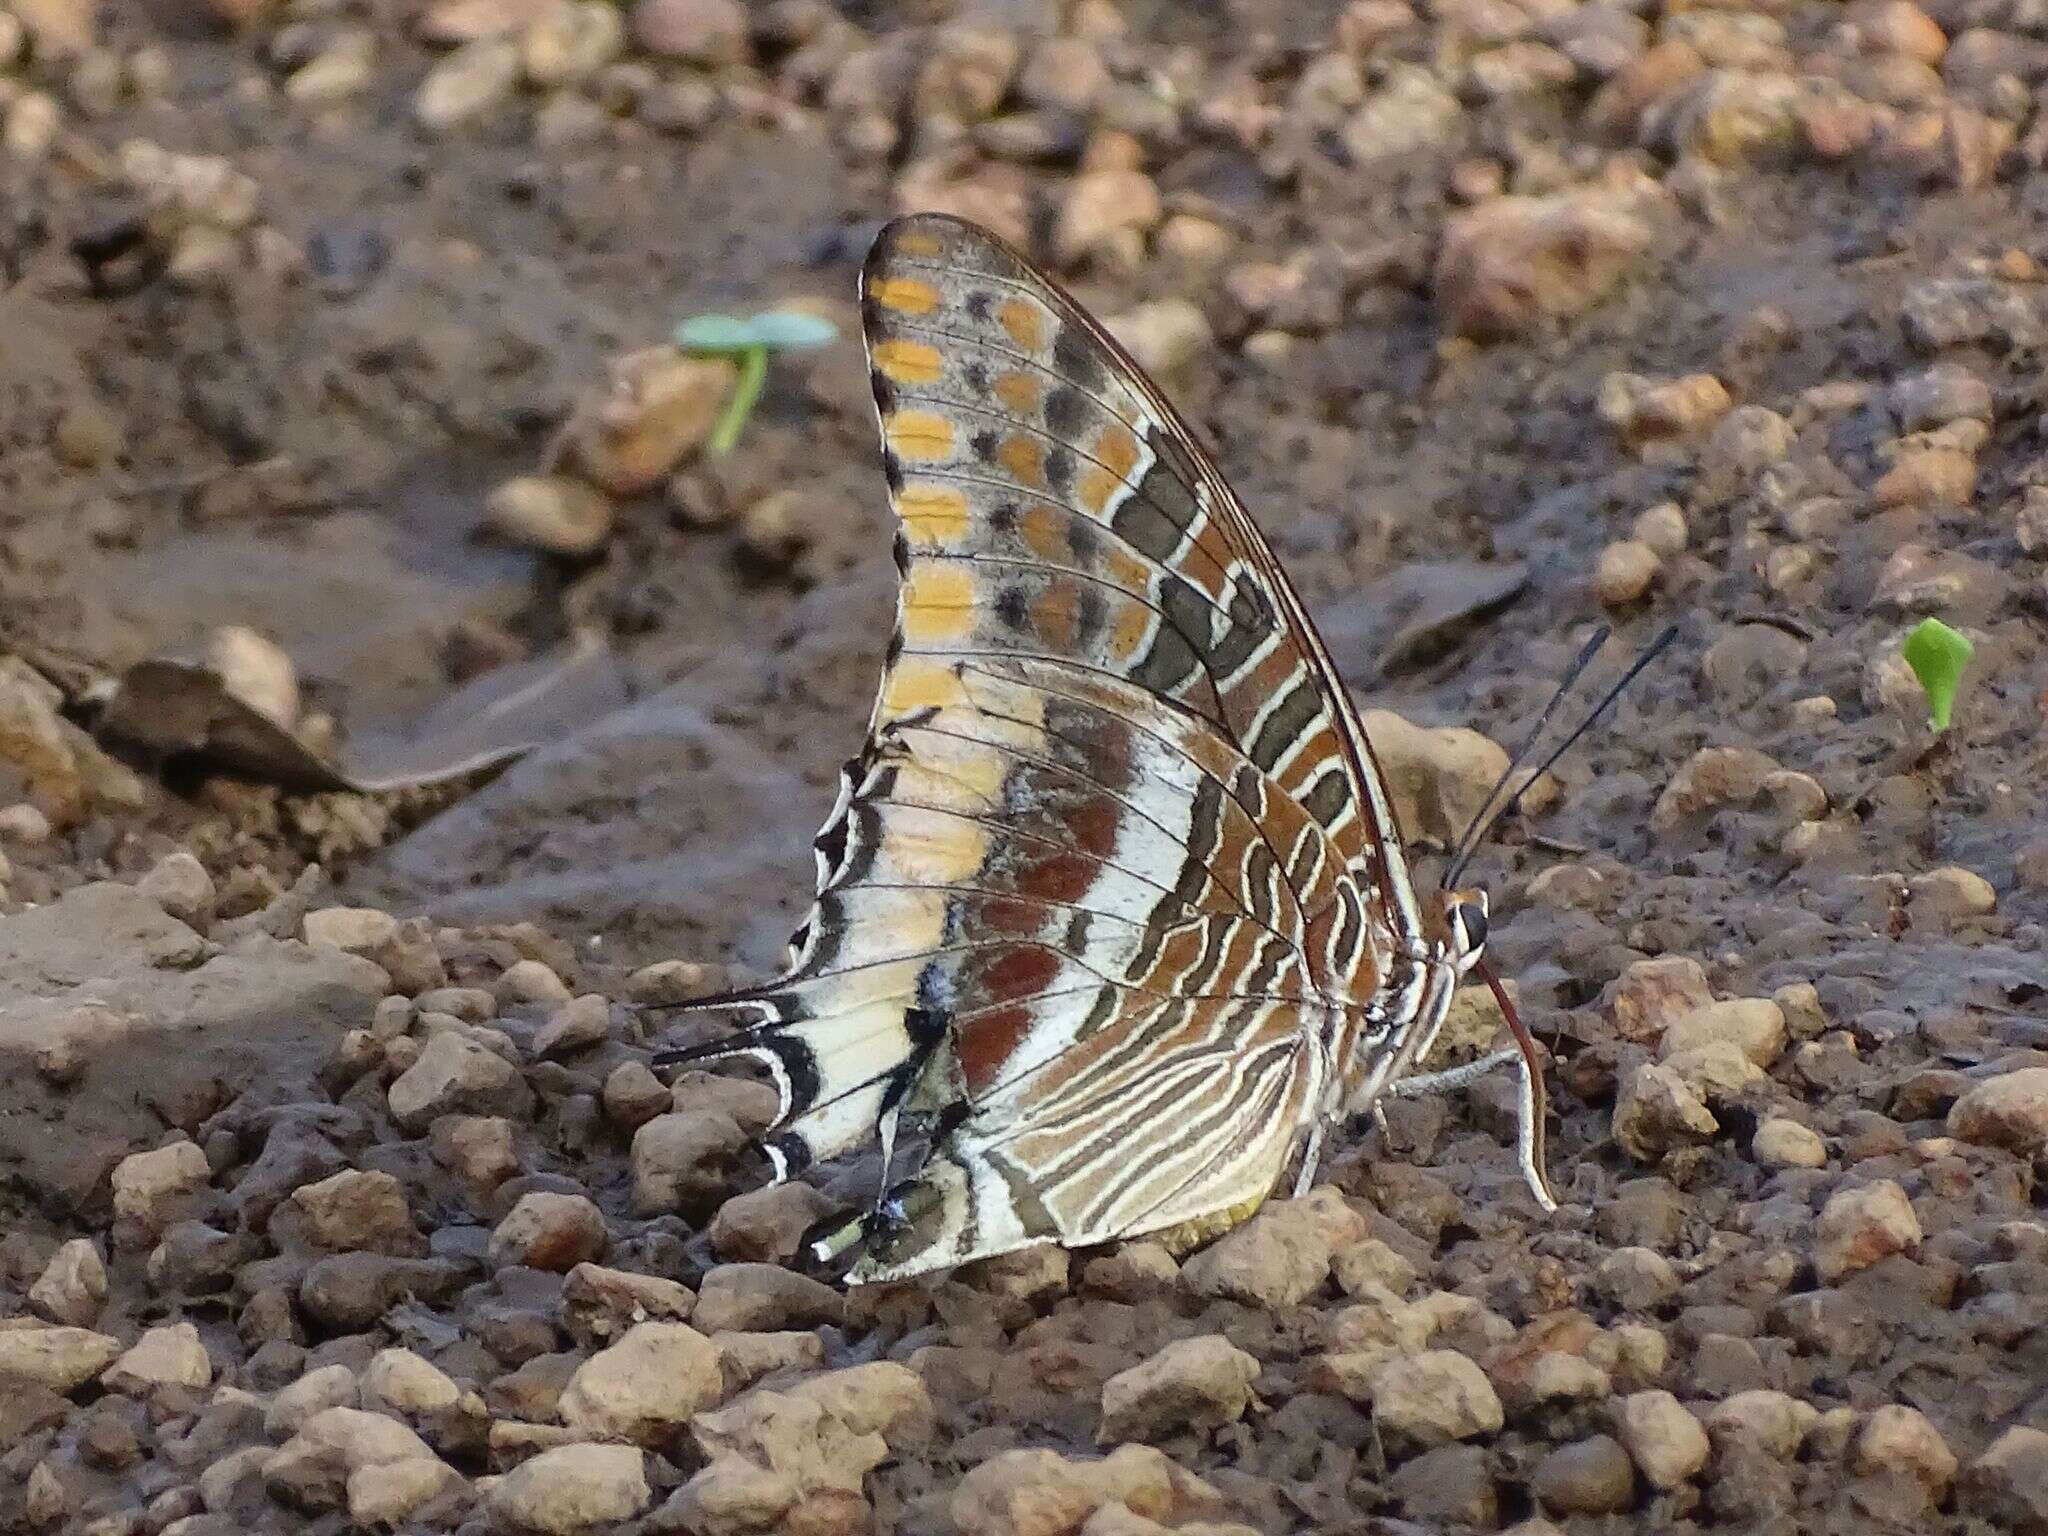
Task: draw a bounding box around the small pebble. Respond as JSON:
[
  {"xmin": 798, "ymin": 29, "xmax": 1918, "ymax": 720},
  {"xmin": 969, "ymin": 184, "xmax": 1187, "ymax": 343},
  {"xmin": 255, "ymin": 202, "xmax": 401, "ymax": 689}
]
[
  {"xmin": 489, "ymin": 1191, "xmax": 608, "ymax": 1273},
  {"xmin": 415, "ymin": 39, "xmax": 520, "ymax": 129},
  {"xmin": 136, "ymin": 851, "xmax": 215, "ymax": 930},
  {"xmin": 1949, "ymin": 1068, "xmax": 2048, "ymax": 1155},
  {"xmin": 1533, "ymin": 1433, "xmax": 1637, "ymax": 1515},
  {"xmin": 1815, "ymin": 1180, "xmax": 1922, "ymax": 1283},
  {"xmin": 499, "ymin": 958, "xmax": 573, "ymax": 1005},
  {"xmin": 1614, "ymin": 1390, "xmax": 1710, "ymax": 1490},
  {"xmin": 286, "ymin": 31, "xmax": 375, "ymax": 105},
  {"xmin": 1632, "ymin": 502, "xmax": 1688, "ymax": 556},
  {"xmin": 1753, "ymin": 1117, "xmax": 1827, "ymax": 1169},
  {"xmin": 1595, "ymin": 539, "xmax": 1661, "ymax": 606},
  {"xmin": 487, "ymin": 477, "xmax": 614, "ymax": 557},
  {"xmin": 1854, "ymin": 1404, "xmax": 1957, "ymax": 1492}
]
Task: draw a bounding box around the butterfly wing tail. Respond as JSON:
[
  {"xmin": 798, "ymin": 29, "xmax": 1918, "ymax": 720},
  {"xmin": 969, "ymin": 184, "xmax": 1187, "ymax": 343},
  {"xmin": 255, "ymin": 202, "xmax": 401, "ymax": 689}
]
[
  {"xmin": 798, "ymin": 1204, "xmax": 871, "ymax": 1274},
  {"xmin": 792, "ymin": 1184, "xmax": 969, "ymax": 1285}
]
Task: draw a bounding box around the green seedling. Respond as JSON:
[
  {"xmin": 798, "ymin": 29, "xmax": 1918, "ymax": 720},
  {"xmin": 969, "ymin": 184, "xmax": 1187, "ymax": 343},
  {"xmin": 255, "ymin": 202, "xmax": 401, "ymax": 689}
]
[
  {"xmin": 675, "ymin": 310, "xmax": 839, "ymax": 457},
  {"xmin": 1901, "ymin": 617, "xmax": 1973, "ymax": 733}
]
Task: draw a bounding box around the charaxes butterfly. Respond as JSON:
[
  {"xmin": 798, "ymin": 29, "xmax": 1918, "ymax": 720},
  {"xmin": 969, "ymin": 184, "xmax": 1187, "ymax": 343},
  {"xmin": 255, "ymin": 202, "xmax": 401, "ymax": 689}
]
[{"xmin": 656, "ymin": 213, "xmax": 1566, "ymax": 1284}]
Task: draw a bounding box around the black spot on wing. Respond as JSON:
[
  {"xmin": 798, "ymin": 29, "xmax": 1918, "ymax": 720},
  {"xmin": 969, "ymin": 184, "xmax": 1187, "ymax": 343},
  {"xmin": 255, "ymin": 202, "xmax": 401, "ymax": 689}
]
[
  {"xmin": 1111, "ymin": 492, "xmax": 1185, "ymax": 566},
  {"xmin": 1067, "ymin": 517, "xmax": 1100, "ymax": 567},
  {"xmin": 1072, "ymin": 582, "xmax": 1108, "ymax": 651},
  {"xmin": 1045, "ymin": 385, "xmax": 1089, "ymax": 438},
  {"xmin": 1054, "ymin": 324, "xmax": 1106, "ymax": 391},
  {"xmin": 995, "ymin": 583, "xmax": 1029, "ymax": 632},
  {"xmin": 1160, "ymin": 575, "xmax": 1219, "ymax": 660},
  {"xmin": 1044, "ymin": 447, "xmax": 1076, "ymax": 497},
  {"xmin": 1250, "ymin": 675, "xmax": 1322, "ymax": 772},
  {"xmin": 1131, "ymin": 619, "xmax": 1200, "ymax": 707},
  {"xmin": 1304, "ymin": 767, "xmax": 1351, "ymax": 828}
]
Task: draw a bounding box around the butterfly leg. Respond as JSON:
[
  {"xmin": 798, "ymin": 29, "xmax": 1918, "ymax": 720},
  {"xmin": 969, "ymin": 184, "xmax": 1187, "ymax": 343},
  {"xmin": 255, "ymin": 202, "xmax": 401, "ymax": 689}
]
[
  {"xmin": 1289, "ymin": 1121, "xmax": 1326, "ymax": 1198},
  {"xmin": 1386, "ymin": 1048, "xmax": 1559, "ymax": 1213},
  {"xmin": 1386, "ymin": 1047, "xmax": 1522, "ymax": 1099}
]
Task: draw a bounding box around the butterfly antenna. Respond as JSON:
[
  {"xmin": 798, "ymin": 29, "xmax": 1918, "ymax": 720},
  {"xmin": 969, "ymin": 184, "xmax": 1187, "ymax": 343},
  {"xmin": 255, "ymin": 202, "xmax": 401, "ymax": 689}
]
[
  {"xmin": 1443, "ymin": 623, "xmax": 1679, "ymax": 888},
  {"xmin": 1442, "ymin": 625, "xmax": 1612, "ymax": 887}
]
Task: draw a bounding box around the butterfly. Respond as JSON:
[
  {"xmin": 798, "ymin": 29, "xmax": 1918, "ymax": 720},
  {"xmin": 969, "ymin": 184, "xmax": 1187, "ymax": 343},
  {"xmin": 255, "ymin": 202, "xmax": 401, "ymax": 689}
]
[{"xmin": 655, "ymin": 212, "xmax": 1569, "ymax": 1285}]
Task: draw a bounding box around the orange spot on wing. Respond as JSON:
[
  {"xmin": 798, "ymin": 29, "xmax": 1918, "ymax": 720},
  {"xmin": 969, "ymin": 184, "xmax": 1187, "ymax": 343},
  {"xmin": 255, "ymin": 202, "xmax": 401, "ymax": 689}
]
[
  {"xmin": 883, "ymin": 659, "xmax": 969, "ymax": 717},
  {"xmin": 981, "ymin": 944, "xmax": 1061, "ymax": 1004},
  {"xmin": 886, "ymin": 410, "xmax": 956, "ymax": 461},
  {"xmin": 1018, "ymin": 503, "xmax": 1067, "ymax": 561},
  {"xmin": 896, "ymin": 482, "xmax": 971, "ymax": 547},
  {"xmin": 1156, "ymin": 925, "xmax": 1204, "ymax": 974},
  {"xmin": 980, "ymin": 896, "xmax": 1044, "ymax": 935},
  {"xmin": 1191, "ymin": 519, "xmax": 1234, "ymax": 579},
  {"xmin": 1077, "ymin": 465, "xmax": 1119, "ymax": 514},
  {"xmin": 1107, "ymin": 550, "xmax": 1151, "ymax": 590},
  {"xmin": 1017, "ymin": 846, "xmax": 1094, "ymax": 904},
  {"xmin": 1063, "ymin": 795, "xmax": 1119, "ymax": 857},
  {"xmin": 996, "ymin": 432, "xmax": 1047, "ymax": 488},
  {"xmin": 870, "ymin": 276, "xmax": 941, "ymax": 315},
  {"xmin": 1031, "ymin": 580, "xmax": 1079, "ymax": 649},
  {"xmin": 1110, "ymin": 600, "xmax": 1152, "ymax": 659},
  {"xmin": 999, "ymin": 300, "xmax": 1046, "ymax": 350},
  {"xmin": 872, "ymin": 338, "xmax": 945, "ymax": 386},
  {"xmin": 993, "ymin": 370, "xmax": 1041, "ymax": 414},
  {"xmin": 1095, "ymin": 424, "xmax": 1141, "ymax": 480},
  {"xmin": 903, "ymin": 563, "xmax": 977, "ymax": 642},
  {"xmin": 892, "ymin": 228, "xmax": 946, "ymax": 258}
]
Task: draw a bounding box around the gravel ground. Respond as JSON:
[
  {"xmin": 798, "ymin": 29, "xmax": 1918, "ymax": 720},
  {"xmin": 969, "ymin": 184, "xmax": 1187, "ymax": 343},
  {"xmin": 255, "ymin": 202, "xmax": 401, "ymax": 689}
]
[{"xmin": 2, "ymin": 0, "xmax": 2047, "ymax": 1532}]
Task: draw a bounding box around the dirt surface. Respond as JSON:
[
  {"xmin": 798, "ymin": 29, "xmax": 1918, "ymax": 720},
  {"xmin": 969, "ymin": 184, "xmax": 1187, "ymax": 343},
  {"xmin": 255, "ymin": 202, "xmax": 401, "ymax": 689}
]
[{"xmin": 2, "ymin": 0, "xmax": 2047, "ymax": 1532}]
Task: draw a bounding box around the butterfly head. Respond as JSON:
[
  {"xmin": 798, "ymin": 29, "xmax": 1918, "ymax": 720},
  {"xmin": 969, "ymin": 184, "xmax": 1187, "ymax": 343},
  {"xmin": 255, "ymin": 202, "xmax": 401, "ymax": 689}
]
[{"xmin": 1436, "ymin": 887, "xmax": 1489, "ymax": 974}]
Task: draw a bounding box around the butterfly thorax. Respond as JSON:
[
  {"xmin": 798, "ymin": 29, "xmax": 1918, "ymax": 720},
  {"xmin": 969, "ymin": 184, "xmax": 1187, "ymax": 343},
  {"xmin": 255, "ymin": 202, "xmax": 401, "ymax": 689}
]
[{"xmin": 1328, "ymin": 883, "xmax": 1489, "ymax": 1119}]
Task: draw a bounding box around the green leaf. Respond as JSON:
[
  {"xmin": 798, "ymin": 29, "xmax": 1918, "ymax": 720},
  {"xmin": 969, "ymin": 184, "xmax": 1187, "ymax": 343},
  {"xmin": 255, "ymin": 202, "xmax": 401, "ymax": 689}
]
[
  {"xmin": 1901, "ymin": 617, "xmax": 1973, "ymax": 732},
  {"xmin": 673, "ymin": 313, "xmax": 759, "ymax": 353},
  {"xmin": 745, "ymin": 310, "xmax": 839, "ymax": 349},
  {"xmin": 675, "ymin": 310, "xmax": 838, "ymax": 354}
]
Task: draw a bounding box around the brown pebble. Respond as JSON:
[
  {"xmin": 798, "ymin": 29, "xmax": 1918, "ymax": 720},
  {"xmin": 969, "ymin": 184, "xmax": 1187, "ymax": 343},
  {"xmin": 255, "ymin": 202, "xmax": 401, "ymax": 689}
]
[{"xmin": 1534, "ymin": 1433, "xmax": 1638, "ymax": 1515}]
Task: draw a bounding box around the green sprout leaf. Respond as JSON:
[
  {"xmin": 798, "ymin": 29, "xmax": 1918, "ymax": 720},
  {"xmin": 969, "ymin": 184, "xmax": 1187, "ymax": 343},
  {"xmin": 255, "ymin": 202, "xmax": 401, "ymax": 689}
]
[
  {"xmin": 745, "ymin": 310, "xmax": 838, "ymax": 349},
  {"xmin": 1901, "ymin": 617, "xmax": 1973, "ymax": 733},
  {"xmin": 673, "ymin": 313, "xmax": 759, "ymax": 353},
  {"xmin": 674, "ymin": 310, "xmax": 840, "ymax": 456},
  {"xmin": 674, "ymin": 310, "xmax": 838, "ymax": 354}
]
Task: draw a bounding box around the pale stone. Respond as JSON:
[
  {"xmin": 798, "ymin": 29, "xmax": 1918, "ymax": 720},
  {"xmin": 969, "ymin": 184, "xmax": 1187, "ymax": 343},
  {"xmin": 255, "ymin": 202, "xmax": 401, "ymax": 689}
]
[
  {"xmin": 487, "ymin": 1443, "xmax": 650, "ymax": 1531},
  {"xmin": 103, "ymin": 1322, "xmax": 211, "ymax": 1394},
  {"xmin": 557, "ymin": 1323, "xmax": 724, "ymax": 1443}
]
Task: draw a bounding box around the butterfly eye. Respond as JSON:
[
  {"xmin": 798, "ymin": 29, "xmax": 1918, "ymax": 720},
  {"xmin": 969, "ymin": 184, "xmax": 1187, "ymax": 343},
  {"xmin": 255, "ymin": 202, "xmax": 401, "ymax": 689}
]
[{"xmin": 1454, "ymin": 901, "xmax": 1488, "ymax": 952}]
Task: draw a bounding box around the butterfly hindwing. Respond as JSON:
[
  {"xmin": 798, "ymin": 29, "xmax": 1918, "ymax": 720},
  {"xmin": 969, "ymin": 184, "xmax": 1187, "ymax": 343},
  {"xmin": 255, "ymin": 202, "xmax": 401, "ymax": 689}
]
[{"xmin": 663, "ymin": 215, "xmax": 1425, "ymax": 1281}]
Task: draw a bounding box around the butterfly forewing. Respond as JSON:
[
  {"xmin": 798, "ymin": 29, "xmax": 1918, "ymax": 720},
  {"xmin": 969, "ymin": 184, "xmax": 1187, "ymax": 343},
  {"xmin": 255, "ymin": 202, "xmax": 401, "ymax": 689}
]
[{"xmin": 670, "ymin": 214, "xmax": 1425, "ymax": 1281}]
